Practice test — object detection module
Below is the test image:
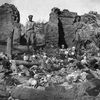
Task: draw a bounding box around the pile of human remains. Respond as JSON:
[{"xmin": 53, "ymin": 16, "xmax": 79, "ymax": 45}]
[{"xmin": 0, "ymin": 44, "xmax": 99, "ymax": 100}]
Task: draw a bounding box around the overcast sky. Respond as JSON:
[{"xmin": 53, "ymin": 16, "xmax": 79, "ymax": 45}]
[{"xmin": 0, "ymin": 0, "xmax": 100, "ymax": 25}]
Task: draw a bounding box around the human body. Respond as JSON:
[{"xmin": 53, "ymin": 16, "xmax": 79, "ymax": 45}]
[{"xmin": 25, "ymin": 15, "xmax": 36, "ymax": 50}]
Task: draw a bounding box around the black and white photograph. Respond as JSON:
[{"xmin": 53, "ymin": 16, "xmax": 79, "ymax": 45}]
[{"xmin": 0, "ymin": 0, "xmax": 100, "ymax": 100}]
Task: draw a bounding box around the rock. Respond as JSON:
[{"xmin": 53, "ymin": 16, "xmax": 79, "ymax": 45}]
[
  {"xmin": 60, "ymin": 82, "xmax": 73, "ymax": 90},
  {"xmin": 81, "ymin": 56, "xmax": 87, "ymax": 64},
  {"xmin": 50, "ymin": 75, "xmax": 65, "ymax": 84},
  {"xmin": 66, "ymin": 71, "xmax": 80, "ymax": 82},
  {"xmin": 80, "ymin": 72, "xmax": 87, "ymax": 82},
  {"xmin": 12, "ymin": 85, "xmax": 76, "ymax": 100},
  {"xmin": 84, "ymin": 70, "xmax": 100, "ymax": 96},
  {"xmin": 0, "ymin": 81, "xmax": 9, "ymax": 99},
  {"xmin": 37, "ymin": 86, "xmax": 45, "ymax": 90},
  {"xmin": 10, "ymin": 60, "xmax": 18, "ymax": 73},
  {"xmin": 28, "ymin": 78, "xmax": 37, "ymax": 86}
]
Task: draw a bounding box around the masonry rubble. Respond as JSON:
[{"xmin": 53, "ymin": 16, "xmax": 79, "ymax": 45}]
[{"xmin": 0, "ymin": 44, "xmax": 100, "ymax": 100}]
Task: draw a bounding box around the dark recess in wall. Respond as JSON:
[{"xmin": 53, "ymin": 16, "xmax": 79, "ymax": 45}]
[{"xmin": 58, "ymin": 18, "xmax": 68, "ymax": 48}]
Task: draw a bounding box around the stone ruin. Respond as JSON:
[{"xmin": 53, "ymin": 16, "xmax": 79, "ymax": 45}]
[
  {"xmin": 0, "ymin": 3, "xmax": 21, "ymax": 48},
  {"xmin": 45, "ymin": 7, "xmax": 77, "ymax": 48},
  {"xmin": 0, "ymin": 4, "xmax": 78, "ymax": 49},
  {"xmin": 45, "ymin": 7, "xmax": 100, "ymax": 50},
  {"xmin": 0, "ymin": 4, "xmax": 100, "ymax": 53}
]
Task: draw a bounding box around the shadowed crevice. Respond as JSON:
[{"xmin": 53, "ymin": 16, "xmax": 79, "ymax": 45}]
[{"xmin": 58, "ymin": 18, "xmax": 68, "ymax": 48}]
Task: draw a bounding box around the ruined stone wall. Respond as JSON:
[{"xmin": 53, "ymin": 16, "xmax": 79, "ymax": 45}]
[
  {"xmin": 45, "ymin": 8, "xmax": 59, "ymax": 48},
  {"xmin": 59, "ymin": 9, "xmax": 77, "ymax": 47},
  {"xmin": 45, "ymin": 7, "xmax": 77, "ymax": 48},
  {"xmin": 0, "ymin": 3, "xmax": 21, "ymax": 45}
]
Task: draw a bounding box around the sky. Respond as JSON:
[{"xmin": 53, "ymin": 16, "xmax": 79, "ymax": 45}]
[{"xmin": 0, "ymin": 0, "xmax": 100, "ymax": 25}]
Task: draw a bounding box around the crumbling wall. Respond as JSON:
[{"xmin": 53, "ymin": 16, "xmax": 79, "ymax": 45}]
[
  {"xmin": 0, "ymin": 3, "xmax": 21, "ymax": 45},
  {"xmin": 75, "ymin": 11, "xmax": 100, "ymax": 50},
  {"xmin": 59, "ymin": 9, "xmax": 77, "ymax": 47},
  {"xmin": 45, "ymin": 8, "xmax": 100, "ymax": 49},
  {"xmin": 45, "ymin": 7, "xmax": 77, "ymax": 48},
  {"xmin": 45, "ymin": 8, "xmax": 59, "ymax": 48}
]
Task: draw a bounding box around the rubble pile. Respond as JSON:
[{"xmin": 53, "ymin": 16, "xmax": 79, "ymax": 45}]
[{"xmin": 0, "ymin": 46, "xmax": 99, "ymax": 100}]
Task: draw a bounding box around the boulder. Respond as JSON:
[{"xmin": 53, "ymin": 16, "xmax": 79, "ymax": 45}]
[{"xmin": 11, "ymin": 85, "xmax": 78, "ymax": 100}]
